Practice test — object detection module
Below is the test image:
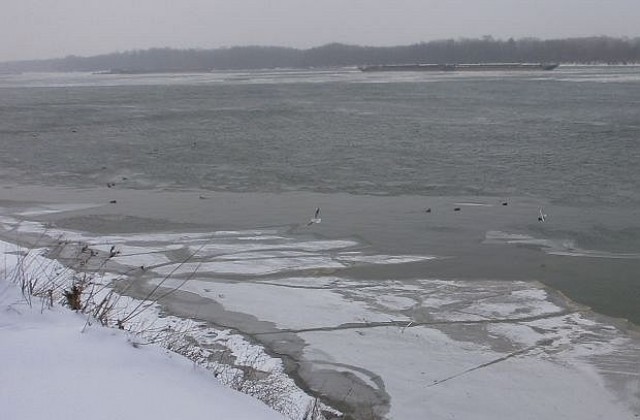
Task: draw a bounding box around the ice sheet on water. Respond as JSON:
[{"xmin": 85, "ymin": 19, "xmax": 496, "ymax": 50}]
[
  {"xmin": 190, "ymin": 242, "xmax": 296, "ymax": 258},
  {"xmin": 212, "ymin": 229, "xmax": 281, "ymax": 237},
  {"xmin": 371, "ymin": 295, "xmax": 418, "ymax": 311},
  {"xmin": 547, "ymin": 249, "xmax": 640, "ymax": 259},
  {"xmin": 452, "ymin": 202, "xmax": 494, "ymax": 207},
  {"xmin": 485, "ymin": 230, "xmax": 640, "ymax": 260},
  {"xmin": 17, "ymin": 203, "xmax": 103, "ymax": 216},
  {"xmin": 484, "ymin": 230, "xmax": 563, "ymax": 247},
  {"xmin": 88, "ymin": 232, "xmax": 214, "ymax": 244},
  {"xmin": 336, "ymin": 253, "xmax": 436, "ymax": 265},
  {"xmin": 257, "ymin": 277, "xmax": 342, "ymax": 288},
  {"xmin": 152, "ymin": 256, "xmax": 346, "ymax": 276},
  {"xmin": 190, "ymin": 239, "xmax": 359, "ymax": 258},
  {"xmin": 235, "ymin": 235, "xmax": 288, "ymax": 241},
  {"xmin": 103, "ymin": 245, "xmax": 172, "ymax": 267},
  {"xmin": 211, "ymin": 250, "xmax": 318, "ymax": 261},
  {"xmin": 149, "ymin": 277, "xmax": 406, "ymax": 329},
  {"xmin": 0, "ymin": 214, "xmax": 19, "ymax": 226}
]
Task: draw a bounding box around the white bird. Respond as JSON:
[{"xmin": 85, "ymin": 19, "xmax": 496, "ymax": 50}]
[
  {"xmin": 538, "ymin": 207, "xmax": 547, "ymax": 222},
  {"xmin": 307, "ymin": 207, "xmax": 321, "ymax": 226}
]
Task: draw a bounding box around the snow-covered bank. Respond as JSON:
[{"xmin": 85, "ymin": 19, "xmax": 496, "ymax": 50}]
[
  {"xmin": 0, "ymin": 234, "xmax": 326, "ymax": 419},
  {"xmin": 0, "ymin": 276, "xmax": 285, "ymax": 420}
]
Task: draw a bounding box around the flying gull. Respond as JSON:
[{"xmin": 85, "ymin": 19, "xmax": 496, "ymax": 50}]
[
  {"xmin": 307, "ymin": 207, "xmax": 322, "ymax": 226},
  {"xmin": 538, "ymin": 207, "xmax": 547, "ymax": 222}
]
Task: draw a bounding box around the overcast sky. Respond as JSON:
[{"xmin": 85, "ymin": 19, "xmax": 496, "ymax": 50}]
[{"xmin": 2, "ymin": 0, "xmax": 639, "ymax": 62}]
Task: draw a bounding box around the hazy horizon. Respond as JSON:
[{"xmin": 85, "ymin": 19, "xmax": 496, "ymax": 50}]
[{"xmin": 2, "ymin": 0, "xmax": 640, "ymax": 62}]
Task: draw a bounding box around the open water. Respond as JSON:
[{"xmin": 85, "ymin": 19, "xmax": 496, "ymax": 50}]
[{"xmin": 1, "ymin": 66, "xmax": 639, "ymax": 324}]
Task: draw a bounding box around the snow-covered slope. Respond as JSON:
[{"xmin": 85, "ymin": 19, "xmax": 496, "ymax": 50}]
[{"xmin": 0, "ymin": 277, "xmax": 285, "ymax": 420}]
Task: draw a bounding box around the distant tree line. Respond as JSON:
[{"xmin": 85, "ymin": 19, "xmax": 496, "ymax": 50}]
[{"xmin": 2, "ymin": 36, "xmax": 640, "ymax": 73}]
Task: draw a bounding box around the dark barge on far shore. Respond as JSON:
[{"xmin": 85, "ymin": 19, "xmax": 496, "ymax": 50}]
[{"xmin": 359, "ymin": 63, "xmax": 560, "ymax": 72}]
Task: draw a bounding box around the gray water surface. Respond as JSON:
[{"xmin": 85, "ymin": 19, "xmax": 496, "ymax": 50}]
[{"xmin": 1, "ymin": 67, "xmax": 639, "ymax": 324}]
